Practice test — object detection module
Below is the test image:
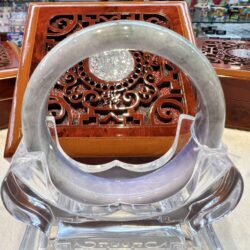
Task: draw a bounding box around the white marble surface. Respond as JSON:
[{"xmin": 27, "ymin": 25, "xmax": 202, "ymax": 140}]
[{"xmin": 0, "ymin": 128, "xmax": 250, "ymax": 249}]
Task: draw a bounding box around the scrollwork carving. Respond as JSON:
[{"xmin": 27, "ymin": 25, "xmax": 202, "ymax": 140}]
[
  {"xmin": 46, "ymin": 13, "xmax": 189, "ymax": 127},
  {"xmin": 200, "ymin": 40, "xmax": 250, "ymax": 69},
  {"xmin": 0, "ymin": 44, "xmax": 10, "ymax": 67}
]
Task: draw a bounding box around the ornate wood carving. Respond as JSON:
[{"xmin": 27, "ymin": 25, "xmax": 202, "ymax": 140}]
[
  {"xmin": 0, "ymin": 41, "xmax": 19, "ymax": 129},
  {"xmin": 199, "ymin": 39, "xmax": 250, "ymax": 70},
  {"xmin": 0, "ymin": 44, "xmax": 10, "ymax": 67},
  {"xmin": 49, "ymin": 51, "xmax": 185, "ymax": 127},
  {"xmin": 197, "ymin": 38, "xmax": 250, "ymax": 131},
  {"xmin": 4, "ymin": 2, "xmax": 196, "ymax": 157},
  {"xmin": 46, "ymin": 13, "xmax": 171, "ymax": 41},
  {"xmin": 0, "ymin": 41, "xmax": 19, "ymax": 78},
  {"xmin": 46, "ymin": 13, "xmax": 190, "ymax": 128}
]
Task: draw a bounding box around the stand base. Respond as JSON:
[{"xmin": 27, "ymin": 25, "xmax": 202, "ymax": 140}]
[{"xmin": 20, "ymin": 222, "xmax": 222, "ymax": 250}]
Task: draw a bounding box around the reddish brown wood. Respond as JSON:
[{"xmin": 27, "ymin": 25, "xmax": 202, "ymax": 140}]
[
  {"xmin": 0, "ymin": 41, "xmax": 19, "ymax": 79},
  {"xmin": 197, "ymin": 39, "xmax": 249, "ymax": 71},
  {"xmin": 0, "ymin": 44, "xmax": 11, "ymax": 67},
  {"xmin": 5, "ymin": 2, "xmax": 196, "ymax": 158},
  {"xmin": 197, "ymin": 38, "xmax": 250, "ymax": 131},
  {"xmin": 0, "ymin": 40, "xmax": 19, "ymax": 129},
  {"xmin": 221, "ymin": 77, "xmax": 250, "ymax": 130},
  {"xmin": 0, "ymin": 78, "xmax": 16, "ymax": 129},
  {"xmin": 49, "ymin": 52, "xmax": 191, "ymax": 134}
]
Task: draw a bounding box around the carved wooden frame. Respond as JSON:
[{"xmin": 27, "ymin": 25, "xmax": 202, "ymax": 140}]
[
  {"xmin": 5, "ymin": 2, "xmax": 196, "ymax": 158},
  {"xmin": 197, "ymin": 38, "xmax": 250, "ymax": 130}
]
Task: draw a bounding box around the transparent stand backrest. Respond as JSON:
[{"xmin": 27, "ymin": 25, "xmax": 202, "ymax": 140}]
[
  {"xmin": 8, "ymin": 112, "xmax": 232, "ymax": 221},
  {"xmin": 47, "ymin": 114, "xmax": 195, "ymax": 173}
]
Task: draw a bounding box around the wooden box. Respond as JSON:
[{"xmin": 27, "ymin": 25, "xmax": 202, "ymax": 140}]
[
  {"xmin": 4, "ymin": 2, "xmax": 196, "ymax": 158},
  {"xmin": 197, "ymin": 38, "xmax": 250, "ymax": 130}
]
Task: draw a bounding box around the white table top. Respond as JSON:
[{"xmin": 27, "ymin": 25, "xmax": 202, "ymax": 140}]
[{"xmin": 0, "ymin": 128, "xmax": 250, "ymax": 250}]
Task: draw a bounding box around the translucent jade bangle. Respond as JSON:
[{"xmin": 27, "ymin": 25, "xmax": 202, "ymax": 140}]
[{"xmin": 22, "ymin": 21, "xmax": 225, "ymax": 204}]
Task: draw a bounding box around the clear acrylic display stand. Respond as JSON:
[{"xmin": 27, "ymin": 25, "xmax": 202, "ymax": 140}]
[{"xmin": 1, "ymin": 20, "xmax": 243, "ymax": 250}]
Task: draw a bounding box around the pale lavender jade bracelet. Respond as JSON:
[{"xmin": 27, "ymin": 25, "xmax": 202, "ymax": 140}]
[{"xmin": 22, "ymin": 21, "xmax": 225, "ymax": 205}]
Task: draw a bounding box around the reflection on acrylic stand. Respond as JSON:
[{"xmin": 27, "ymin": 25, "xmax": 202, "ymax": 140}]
[{"xmin": 1, "ymin": 20, "xmax": 243, "ymax": 250}]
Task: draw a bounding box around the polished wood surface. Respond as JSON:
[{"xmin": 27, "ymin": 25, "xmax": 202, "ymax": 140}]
[
  {"xmin": 197, "ymin": 38, "xmax": 250, "ymax": 131},
  {"xmin": 5, "ymin": 2, "xmax": 196, "ymax": 158},
  {"xmin": 221, "ymin": 77, "xmax": 250, "ymax": 130}
]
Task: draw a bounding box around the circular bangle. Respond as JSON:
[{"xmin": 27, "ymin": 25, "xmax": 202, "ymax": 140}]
[{"xmin": 22, "ymin": 20, "xmax": 225, "ymax": 205}]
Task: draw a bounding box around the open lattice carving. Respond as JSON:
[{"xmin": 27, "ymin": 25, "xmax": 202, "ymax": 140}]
[
  {"xmin": 46, "ymin": 14, "xmax": 191, "ymax": 126},
  {"xmin": 0, "ymin": 44, "xmax": 10, "ymax": 68},
  {"xmin": 200, "ymin": 40, "xmax": 250, "ymax": 70}
]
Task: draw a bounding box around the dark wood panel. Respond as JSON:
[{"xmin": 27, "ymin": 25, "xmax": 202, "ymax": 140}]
[
  {"xmin": 0, "ymin": 78, "xmax": 15, "ymax": 129},
  {"xmin": 0, "ymin": 78, "xmax": 16, "ymax": 99},
  {"xmin": 0, "ymin": 98, "xmax": 13, "ymax": 129},
  {"xmin": 221, "ymin": 77, "xmax": 250, "ymax": 131}
]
